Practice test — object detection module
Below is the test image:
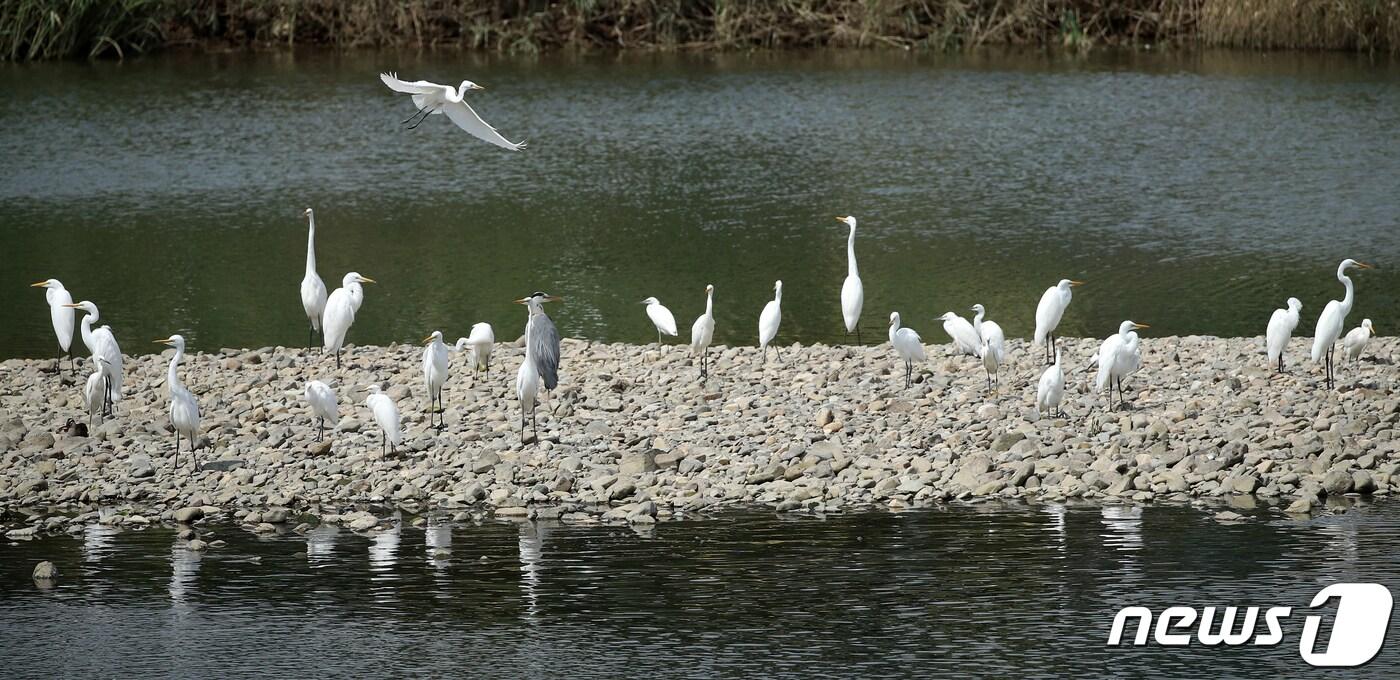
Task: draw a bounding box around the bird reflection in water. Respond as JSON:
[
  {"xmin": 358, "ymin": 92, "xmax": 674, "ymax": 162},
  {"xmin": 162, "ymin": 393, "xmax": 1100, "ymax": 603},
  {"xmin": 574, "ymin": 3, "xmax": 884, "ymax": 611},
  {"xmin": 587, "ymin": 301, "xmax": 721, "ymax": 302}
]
[{"xmin": 306, "ymin": 525, "xmax": 340, "ymax": 567}]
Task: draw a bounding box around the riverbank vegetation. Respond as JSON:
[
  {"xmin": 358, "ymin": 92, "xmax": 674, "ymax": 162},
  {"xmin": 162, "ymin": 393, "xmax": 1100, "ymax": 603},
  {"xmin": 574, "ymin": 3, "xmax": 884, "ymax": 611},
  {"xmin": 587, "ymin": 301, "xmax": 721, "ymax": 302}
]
[{"xmin": 3, "ymin": 0, "xmax": 1398, "ymax": 60}]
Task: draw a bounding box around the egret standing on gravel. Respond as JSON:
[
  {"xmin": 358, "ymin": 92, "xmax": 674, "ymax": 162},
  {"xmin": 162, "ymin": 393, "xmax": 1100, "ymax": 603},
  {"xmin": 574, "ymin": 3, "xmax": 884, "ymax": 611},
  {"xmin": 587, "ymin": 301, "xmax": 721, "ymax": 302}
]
[
  {"xmin": 837, "ymin": 216, "xmax": 864, "ymax": 343},
  {"xmin": 84, "ymin": 357, "xmax": 108, "ymax": 426},
  {"xmin": 365, "ymin": 385, "xmax": 402, "ymax": 455},
  {"xmin": 1034, "ymin": 279, "xmax": 1083, "ymax": 365},
  {"xmin": 155, "ymin": 335, "xmax": 200, "ymax": 467},
  {"xmin": 30, "ymin": 279, "xmax": 74, "ymax": 373},
  {"xmin": 971, "ymin": 304, "xmax": 1004, "ymax": 357},
  {"xmin": 515, "ymin": 292, "xmax": 562, "ymax": 441},
  {"xmin": 322, "ymin": 272, "xmax": 375, "ymax": 369},
  {"xmin": 422, "ymin": 331, "xmax": 449, "ymax": 430},
  {"xmin": 1037, "ymin": 351, "xmax": 1065, "ymax": 416},
  {"xmin": 642, "ymin": 297, "xmax": 678, "ymax": 346},
  {"xmin": 888, "ymin": 312, "xmax": 925, "ymax": 388},
  {"xmin": 1343, "ymin": 319, "xmax": 1374, "ymax": 365},
  {"xmin": 937, "ymin": 311, "xmax": 980, "ymax": 357},
  {"xmin": 304, "ymin": 380, "xmax": 339, "ymax": 442},
  {"xmin": 1266, "ymin": 297, "xmax": 1303, "ymax": 373},
  {"xmin": 379, "ymin": 72, "xmax": 527, "ymax": 151},
  {"xmin": 1311, "ymin": 259, "xmax": 1373, "ymax": 389},
  {"xmin": 65, "ymin": 301, "xmax": 122, "ymax": 416},
  {"xmin": 1096, "ymin": 320, "xmax": 1149, "ymax": 410},
  {"xmin": 455, "ymin": 322, "xmax": 495, "ymax": 379},
  {"xmin": 759, "ymin": 280, "xmax": 783, "ymax": 364},
  {"xmin": 690, "ymin": 285, "xmax": 716, "ymax": 379},
  {"xmin": 299, "ymin": 208, "xmax": 328, "ymax": 350}
]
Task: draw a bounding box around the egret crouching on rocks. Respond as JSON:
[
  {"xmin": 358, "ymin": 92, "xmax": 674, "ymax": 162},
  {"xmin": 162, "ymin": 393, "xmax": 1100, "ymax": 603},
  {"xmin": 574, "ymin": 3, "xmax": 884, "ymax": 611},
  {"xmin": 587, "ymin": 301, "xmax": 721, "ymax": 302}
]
[
  {"xmin": 690, "ymin": 285, "xmax": 715, "ymax": 379},
  {"xmin": 1095, "ymin": 320, "xmax": 1148, "ymax": 411},
  {"xmin": 1343, "ymin": 319, "xmax": 1374, "ymax": 366},
  {"xmin": 365, "ymin": 385, "xmax": 402, "ymax": 456},
  {"xmin": 642, "ymin": 297, "xmax": 678, "ymax": 347},
  {"xmin": 30, "ymin": 279, "xmax": 74, "ymax": 374},
  {"xmin": 454, "ymin": 322, "xmax": 495, "ymax": 379},
  {"xmin": 155, "ymin": 335, "xmax": 200, "ymax": 468},
  {"xmin": 1311, "ymin": 259, "xmax": 1372, "ymax": 390},
  {"xmin": 759, "ymin": 280, "xmax": 783, "ymax": 364},
  {"xmin": 304, "ymin": 380, "xmax": 339, "ymax": 442},
  {"xmin": 422, "ymin": 331, "xmax": 449, "ymax": 430},
  {"xmin": 937, "ymin": 311, "xmax": 980, "ymax": 358},
  {"xmin": 1034, "ymin": 279, "xmax": 1082, "ymax": 365},
  {"xmin": 1037, "ymin": 351, "xmax": 1065, "ymax": 417},
  {"xmin": 888, "ymin": 312, "xmax": 925, "ymax": 388},
  {"xmin": 1266, "ymin": 297, "xmax": 1303, "ymax": 374}
]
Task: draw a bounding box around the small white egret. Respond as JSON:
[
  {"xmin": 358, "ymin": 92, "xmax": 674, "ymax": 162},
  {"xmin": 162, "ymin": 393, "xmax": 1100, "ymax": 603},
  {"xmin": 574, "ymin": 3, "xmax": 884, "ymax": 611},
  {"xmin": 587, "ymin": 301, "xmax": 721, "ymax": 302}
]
[
  {"xmin": 888, "ymin": 312, "xmax": 926, "ymax": 388},
  {"xmin": 30, "ymin": 279, "xmax": 75, "ymax": 373},
  {"xmin": 837, "ymin": 216, "xmax": 864, "ymax": 343},
  {"xmin": 64, "ymin": 301, "xmax": 122, "ymax": 416},
  {"xmin": 365, "ymin": 384, "xmax": 402, "ymax": 455},
  {"xmin": 1033, "ymin": 279, "xmax": 1083, "ymax": 365},
  {"xmin": 641, "ymin": 296, "xmax": 678, "ymax": 346},
  {"xmin": 300, "ymin": 208, "xmax": 328, "ymax": 349},
  {"xmin": 1265, "ymin": 297, "xmax": 1303, "ymax": 373},
  {"xmin": 155, "ymin": 335, "xmax": 200, "ymax": 467},
  {"xmin": 422, "ymin": 330, "xmax": 450, "ymax": 430},
  {"xmin": 936, "ymin": 311, "xmax": 980, "ymax": 357},
  {"xmin": 1037, "ymin": 350, "xmax": 1065, "ymax": 416},
  {"xmin": 515, "ymin": 292, "xmax": 562, "ymax": 441},
  {"xmin": 971, "ymin": 304, "xmax": 1005, "ymax": 356},
  {"xmin": 379, "ymin": 72, "xmax": 526, "ymax": 151},
  {"xmin": 690, "ymin": 284, "xmax": 716, "ymax": 379},
  {"xmin": 1095, "ymin": 320, "xmax": 1149, "ymax": 410},
  {"xmin": 759, "ymin": 280, "xmax": 783, "ymax": 364},
  {"xmin": 455, "ymin": 322, "xmax": 495, "ymax": 378},
  {"xmin": 322, "ymin": 272, "xmax": 375, "ymax": 369},
  {"xmin": 83, "ymin": 357, "xmax": 108, "ymax": 426},
  {"xmin": 1311, "ymin": 259, "xmax": 1373, "ymax": 389},
  {"xmin": 304, "ymin": 379, "xmax": 339, "ymax": 442},
  {"xmin": 1343, "ymin": 319, "xmax": 1374, "ymax": 365},
  {"xmin": 980, "ymin": 337, "xmax": 1004, "ymax": 392}
]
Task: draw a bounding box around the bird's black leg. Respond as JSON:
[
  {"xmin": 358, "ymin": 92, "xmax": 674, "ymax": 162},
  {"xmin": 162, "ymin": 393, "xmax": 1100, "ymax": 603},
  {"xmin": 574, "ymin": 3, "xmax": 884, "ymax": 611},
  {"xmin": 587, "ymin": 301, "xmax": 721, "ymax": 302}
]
[
  {"xmin": 336, "ymin": 349, "xmax": 341, "ymax": 370},
  {"xmin": 174, "ymin": 431, "xmax": 181, "ymax": 470},
  {"xmin": 856, "ymin": 327, "xmax": 862, "ymax": 345},
  {"xmin": 404, "ymin": 107, "xmax": 434, "ymax": 130},
  {"xmin": 532, "ymin": 404, "xmax": 538, "ymax": 441}
]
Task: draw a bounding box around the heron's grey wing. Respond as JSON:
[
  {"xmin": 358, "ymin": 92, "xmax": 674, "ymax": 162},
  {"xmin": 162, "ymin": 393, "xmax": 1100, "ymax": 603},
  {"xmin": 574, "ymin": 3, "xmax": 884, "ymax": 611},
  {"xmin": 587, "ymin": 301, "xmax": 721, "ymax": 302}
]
[
  {"xmin": 379, "ymin": 72, "xmax": 450, "ymax": 96},
  {"xmin": 531, "ymin": 314, "xmax": 561, "ymax": 390},
  {"xmin": 442, "ymin": 100, "xmax": 527, "ymax": 151}
]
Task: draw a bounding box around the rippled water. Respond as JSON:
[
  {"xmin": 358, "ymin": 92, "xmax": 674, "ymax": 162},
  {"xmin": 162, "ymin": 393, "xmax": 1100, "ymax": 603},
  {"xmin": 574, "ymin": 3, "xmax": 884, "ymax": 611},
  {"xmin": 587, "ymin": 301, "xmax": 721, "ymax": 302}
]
[
  {"xmin": 2, "ymin": 502, "xmax": 1398, "ymax": 676},
  {"xmin": 1, "ymin": 50, "xmax": 1398, "ymax": 359}
]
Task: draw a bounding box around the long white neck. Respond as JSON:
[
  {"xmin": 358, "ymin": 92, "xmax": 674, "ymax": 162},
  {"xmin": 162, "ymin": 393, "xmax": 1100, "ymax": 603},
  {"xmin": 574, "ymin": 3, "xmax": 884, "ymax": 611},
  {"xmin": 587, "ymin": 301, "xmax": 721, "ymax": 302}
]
[
  {"xmin": 80, "ymin": 314, "xmax": 96, "ymax": 351},
  {"xmin": 704, "ymin": 291, "xmax": 713, "ymax": 317},
  {"xmin": 846, "ymin": 226, "xmax": 858, "ymax": 278},
  {"xmin": 1339, "ymin": 271, "xmax": 1354, "ymax": 313},
  {"xmin": 973, "ymin": 308, "xmax": 985, "ymax": 329},
  {"xmin": 168, "ymin": 346, "xmax": 184, "ymax": 393},
  {"xmin": 305, "ymin": 214, "xmax": 317, "ymax": 276},
  {"xmin": 774, "ymin": 288, "xmax": 783, "ymax": 304}
]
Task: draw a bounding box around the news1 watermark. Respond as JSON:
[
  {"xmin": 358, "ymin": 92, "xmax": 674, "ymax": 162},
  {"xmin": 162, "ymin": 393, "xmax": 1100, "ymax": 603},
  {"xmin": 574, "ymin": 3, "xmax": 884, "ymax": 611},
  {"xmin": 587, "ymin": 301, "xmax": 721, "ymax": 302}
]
[{"xmin": 1107, "ymin": 583, "xmax": 1393, "ymax": 667}]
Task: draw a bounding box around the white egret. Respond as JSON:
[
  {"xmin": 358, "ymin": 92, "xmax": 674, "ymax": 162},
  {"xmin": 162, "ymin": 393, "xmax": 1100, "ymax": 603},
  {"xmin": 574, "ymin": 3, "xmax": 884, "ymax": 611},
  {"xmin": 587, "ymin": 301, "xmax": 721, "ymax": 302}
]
[
  {"xmin": 1033, "ymin": 279, "xmax": 1083, "ymax": 365},
  {"xmin": 1265, "ymin": 297, "xmax": 1303, "ymax": 373},
  {"xmin": 83, "ymin": 357, "xmax": 108, "ymax": 426},
  {"xmin": 936, "ymin": 311, "xmax": 980, "ymax": 357},
  {"xmin": 980, "ymin": 337, "xmax": 1004, "ymax": 392},
  {"xmin": 888, "ymin": 312, "xmax": 926, "ymax": 388},
  {"xmin": 690, "ymin": 284, "xmax": 716, "ymax": 379},
  {"xmin": 304, "ymin": 379, "xmax": 339, "ymax": 442},
  {"xmin": 1343, "ymin": 319, "xmax": 1374, "ymax": 365},
  {"xmin": 30, "ymin": 279, "xmax": 74, "ymax": 373},
  {"xmin": 300, "ymin": 208, "xmax": 328, "ymax": 349},
  {"xmin": 1311, "ymin": 259, "xmax": 1373, "ymax": 389},
  {"xmin": 64, "ymin": 301, "xmax": 122, "ymax": 416},
  {"xmin": 641, "ymin": 296, "xmax": 678, "ymax": 346},
  {"xmin": 454, "ymin": 322, "xmax": 495, "ymax": 378},
  {"xmin": 1037, "ymin": 350, "xmax": 1065, "ymax": 416},
  {"xmin": 515, "ymin": 292, "xmax": 562, "ymax": 441},
  {"xmin": 322, "ymin": 272, "xmax": 375, "ymax": 369},
  {"xmin": 379, "ymin": 72, "xmax": 526, "ymax": 151},
  {"xmin": 365, "ymin": 384, "xmax": 402, "ymax": 455},
  {"xmin": 422, "ymin": 330, "xmax": 450, "ymax": 430},
  {"xmin": 1095, "ymin": 320, "xmax": 1149, "ymax": 410},
  {"xmin": 837, "ymin": 216, "xmax": 864, "ymax": 343},
  {"xmin": 155, "ymin": 335, "xmax": 200, "ymax": 467},
  {"xmin": 759, "ymin": 280, "xmax": 783, "ymax": 364}
]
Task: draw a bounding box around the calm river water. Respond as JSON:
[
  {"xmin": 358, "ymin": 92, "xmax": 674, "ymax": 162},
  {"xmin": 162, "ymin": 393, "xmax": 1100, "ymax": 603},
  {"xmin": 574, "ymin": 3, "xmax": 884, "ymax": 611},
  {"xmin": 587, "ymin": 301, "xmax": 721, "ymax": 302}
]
[{"xmin": 1, "ymin": 49, "xmax": 1398, "ymax": 358}]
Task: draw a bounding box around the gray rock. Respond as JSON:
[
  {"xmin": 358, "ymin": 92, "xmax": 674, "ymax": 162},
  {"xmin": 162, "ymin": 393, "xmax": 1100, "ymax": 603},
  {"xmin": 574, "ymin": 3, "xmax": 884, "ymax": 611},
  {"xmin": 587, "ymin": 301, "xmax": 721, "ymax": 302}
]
[
  {"xmin": 32, "ymin": 561, "xmax": 57, "ymax": 580},
  {"xmin": 620, "ymin": 450, "xmax": 658, "ymax": 476},
  {"xmin": 173, "ymin": 507, "xmax": 204, "ymax": 523}
]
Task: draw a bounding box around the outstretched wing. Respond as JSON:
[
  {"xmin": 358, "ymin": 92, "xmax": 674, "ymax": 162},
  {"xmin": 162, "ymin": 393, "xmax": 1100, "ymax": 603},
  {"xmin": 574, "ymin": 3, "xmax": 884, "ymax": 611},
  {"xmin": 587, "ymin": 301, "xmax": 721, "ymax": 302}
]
[
  {"xmin": 442, "ymin": 100, "xmax": 527, "ymax": 151},
  {"xmin": 531, "ymin": 313, "xmax": 561, "ymax": 390},
  {"xmin": 379, "ymin": 72, "xmax": 451, "ymax": 96}
]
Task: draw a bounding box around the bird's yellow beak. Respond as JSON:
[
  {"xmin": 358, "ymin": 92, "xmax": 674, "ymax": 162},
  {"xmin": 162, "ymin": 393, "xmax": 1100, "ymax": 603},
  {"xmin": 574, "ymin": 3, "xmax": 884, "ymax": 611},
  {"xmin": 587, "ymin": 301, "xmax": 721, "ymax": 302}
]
[
  {"xmin": 1358, "ymin": 262, "xmax": 1375, "ymax": 270},
  {"xmin": 513, "ymin": 297, "xmax": 528, "ymax": 304},
  {"xmin": 154, "ymin": 338, "xmax": 174, "ymax": 345},
  {"xmin": 29, "ymin": 281, "xmax": 47, "ymax": 288},
  {"xmin": 1133, "ymin": 323, "xmax": 1151, "ymax": 330},
  {"xmin": 422, "ymin": 335, "xmax": 434, "ymax": 345},
  {"xmin": 1070, "ymin": 280, "xmax": 1085, "ymax": 287},
  {"xmin": 61, "ymin": 303, "xmax": 81, "ymax": 308},
  {"xmin": 359, "ymin": 276, "xmax": 376, "ymax": 284},
  {"xmin": 834, "ymin": 216, "xmax": 845, "ymax": 222},
  {"xmin": 546, "ymin": 295, "xmax": 563, "ymax": 302}
]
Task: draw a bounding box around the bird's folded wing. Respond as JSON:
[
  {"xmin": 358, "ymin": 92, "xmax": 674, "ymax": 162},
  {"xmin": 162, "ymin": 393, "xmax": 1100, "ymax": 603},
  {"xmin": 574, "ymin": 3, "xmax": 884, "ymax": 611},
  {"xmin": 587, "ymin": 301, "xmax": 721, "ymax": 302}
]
[
  {"xmin": 379, "ymin": 72, "xmax": 451, "ymax": 96},
  {"xmin": 443, "ymin": 101, "xmax": 527, "ymax": 151}
]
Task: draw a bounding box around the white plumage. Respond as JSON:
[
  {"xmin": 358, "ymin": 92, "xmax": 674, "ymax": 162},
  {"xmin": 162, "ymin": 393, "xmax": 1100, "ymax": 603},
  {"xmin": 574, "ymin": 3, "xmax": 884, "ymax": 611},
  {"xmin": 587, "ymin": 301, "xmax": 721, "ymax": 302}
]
[
  {"xmin": 31, "ymin": 278, "xmax": 74, "ymax": 362},
  {"xmin": 642, "ymin": 296, "xmax": 678, "ymax": 344},
  {"xmin": 1343, "ymin": 319, "xmax": 1374, "ymax": 364},
  {"xmin": 322, "ymin": 272, "xmax": 374, "ymax": 368},
  {"xmin": 758, "ymin": 280, "xmax": 783, "ymax": 363},
  {"xmin": 1311, "ymin": 258, "xmax": 1372, "ymax": 389},
  {"xmin": 971, "ymin": 304, "xmax": 1005, "ymax": 358},
  {"xmin": 156, "ymin": 335, "xmax": 200, "ymax": 466},
  {"xmin": 460, "ymin": 322, "xmax": 495, "ymax": 373},
  {"xmin": 83, "ymin": 357, "xmax": 107, "ymax": 425},
  {"xmin": 379, "ymin": 72, "xmax": 526, "ymax": 151},
  {"xmin": 1095, "ymin": 320, "xmax": 1148, "ymax": 409},
  {"xmin": 1265, "ymin": 297, "xmax": 1302, "ymax": 373},
  {"xmin": 1037, "ymin": 351, "xmax": 1065, "ymax": 416},
  {"xmin": 423, "ymin": 331, "xmax": 450, "ymax": 429},
  {"xmin": 304, "ymin": 379, "xmax": 340, "ymax": 441},
  {"xmin": 67, "ymin": 301, "xmax": 122, "ymax": 414},
  {"xmin": 365, "ymin": 384, "xmax": 402, "ymax": 455},
  {"xmin": 1033, "ymin": 279, "xmax": 1082, "ymax": 364},
  {"xmin": 838, "ymin": 216, "xmax": 864, "ymax": 340},
  {"xmin": 980, "ymin": 336, "xmax": 1004, "ymax": 392},
  {"xmin": 300, "ymin": 208, "xmax": 328, "ymax": 346},
  {"xmin": 888, "ymin": 312, "xmax": 925, "ymax": 388},
  {"xmin": 937, "ymin": 311, "xmax": 981, "ymax": 357},
  {"xmin": 690, "ymin": 285, "xmax": 716, "ymax": 378}
]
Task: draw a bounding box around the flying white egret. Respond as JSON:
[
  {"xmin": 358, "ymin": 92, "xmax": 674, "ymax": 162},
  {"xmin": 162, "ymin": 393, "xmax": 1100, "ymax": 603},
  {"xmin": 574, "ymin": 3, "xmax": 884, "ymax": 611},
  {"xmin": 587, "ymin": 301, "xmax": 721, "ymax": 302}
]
[
  {"xmin": 83, "ymin": 357, "xmax": 108, "ymax": 426},
  {"xmin": 937, "ymin": 311, "xmax": 980, "ymax": 357},
  {"xmin": 1095, "ymin": 320, "xmax": 1149, "ymax": 410},
  {"xmin": 1311, "ymin": 259, "xmax": 1373, "ymax": 389},
  {"xmin": 304, "ymin": 379, "xmax": 339, "ymax": 442},
  {"xmin": 422, "ymin": 330, "xmax": 450, "ymax": 430},
  {"xmin": 30, "ymin": 279, "xmax": 74, "ymax": 373},
  {"xmin": 759, "ymin": 280, "xmax": 783, "ymax": 364},
  {"xmin": 300, "ymin": 208, "xmax": 328, "ymax": 350},
  {"xmin": 64, "ymin": 301, "xmax": 122, "ymax": 416},
  {"xmin": 365, "ymin": 384, "xmax": 402, "ymax": 455},
  {"xmin": 515, "ymin": 292, "xmax": 562, "ymax": 441},
  {"xmin": 453, "ymin": 322, "xmax": 495, "ymax": 379},
  {"xmin": 690, "ymin": 284, "xmax": 716, "ymax": 379},
  {"xmin": 837, "ymin": 216, "xmax": 864, "ymax": 343},
  {"xmin": 888, "ymin": 312, "xmax": 926, "ymax": 388},
  {"xmin": 379, "ymin": 72, "xmax": 526, "ymax": 151},
  {"xmin": 1034, "ymin": 279, "xmax": 1083, "ymax": 365},
  {"xmin": 1343, "ymin": 319, "xmax": 1374, "ymax": 365},
  {"xmin": 155, "ymin": 335, "xmax": 200, "ymax": 467},
  {"xmin": 1266, "ymin": 297, "xmax": 1303, "ymax": 373},
  {"xmin": 322, "ymin": 272, "xmax": 375, "ymax": 369},
  {"xmin": 642, "ymin": 296, "xmax": 678, "ymax": 346},
  {"xmin": 1037, "ymin": 350, "xmax": 1065, "ymax": 416}
]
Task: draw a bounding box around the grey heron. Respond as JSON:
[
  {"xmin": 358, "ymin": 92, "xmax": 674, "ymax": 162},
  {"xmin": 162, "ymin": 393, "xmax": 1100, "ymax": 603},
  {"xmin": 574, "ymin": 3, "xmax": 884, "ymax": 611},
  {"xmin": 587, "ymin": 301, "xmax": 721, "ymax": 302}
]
[{"xmin": 515, "ymin": 292, "xmax": 562, "ymax": 441}]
